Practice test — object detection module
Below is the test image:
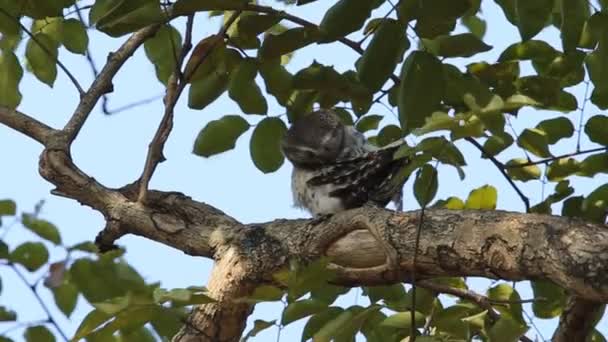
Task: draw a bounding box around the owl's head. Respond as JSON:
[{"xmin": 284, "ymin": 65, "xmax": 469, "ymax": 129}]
[{"xmin": 281, "ymin": 109, "xmax": 346, "ymax": 169}]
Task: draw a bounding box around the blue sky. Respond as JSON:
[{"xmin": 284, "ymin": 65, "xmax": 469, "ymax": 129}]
[{"xmin": 1, "ymin": 0, "xmax": 607, "ymax": 341}]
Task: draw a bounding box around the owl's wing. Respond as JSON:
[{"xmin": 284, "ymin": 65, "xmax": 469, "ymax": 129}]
[{"xmin": 307, "ymin": 146, "xmax": 410, "ymax": 209}]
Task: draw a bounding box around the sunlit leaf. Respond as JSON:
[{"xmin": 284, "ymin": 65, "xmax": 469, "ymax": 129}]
[
  {"xmin": 530, "ymin": 280, "xmax": 566, "ymax": 318},
  {"xmin": 465, "ymin": 185, "xmax": 497, "ymax": 210},
  {"xmin": 505, "ymin": 158, "xmax": 541, "ymax": 182},
  {"xmin": 25, "ymin": 33, "xmax": 58, "ymax": 87}
]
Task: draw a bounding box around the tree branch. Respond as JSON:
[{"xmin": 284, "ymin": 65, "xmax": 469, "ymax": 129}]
[
  {"xmin": 0, "ymin": 106, "xmax": 56, "ymax": 145},
  {"xmin": 552, "ymin": 297, "xmax": 604, "ymax": 342},
  {"xmin": 504, "ymin": 146, "xmax": 607, "ymax": 169},
  {"xmin": 465, "ymin": 137, "xmax": 531, "ymax": 212},
  {"xmin": 136, "ymin": 12, "xmax": 240, "ymax": 203}
]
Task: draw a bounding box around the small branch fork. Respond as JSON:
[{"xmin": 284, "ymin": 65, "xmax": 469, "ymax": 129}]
[{"xmin": 136, "ymin": 11, "xmax": 242, "ymax": 203}]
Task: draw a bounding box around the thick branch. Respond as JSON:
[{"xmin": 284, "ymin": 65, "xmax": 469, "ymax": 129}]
[
  {"xmin": 0, "ymin": 106, "xmax": 56, "ymax": 145},
  {"xmin": 552, "ymin": 297, "xmax": 604, "ymax": 342}
]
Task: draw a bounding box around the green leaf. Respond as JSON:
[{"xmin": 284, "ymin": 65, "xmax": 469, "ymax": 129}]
[
  {"xmin": 425, "ymin": 33, "xmax": 492, "ymax": 57},
  {"xmin": 517, "ymin": 128, "xmax": 552, "ymax": 158},
  {"xmin": 61, "ymin": 18, "xmax": 88, "ymax": 54},
  {"xmin": 22, "ymin": 214, "xmax": 61, "ymax": 245},
  {"xmin": 238, "ymin": 14, "xmax": 282, "ymax": 36},
  {"xmin": 302, "ymin": 307, "xmax": 343, "ymax": 342},
  {"xmin": 498, "ymin": 40, "xmax": 558, "ymax": 63},
  {"xmin": 547, "ymin": 158, "xmax": 580, "ymax": 181},
  {"xmin": 461, "ymin": 15, "xmax": 487, "ymax": 39},
  {"xmin": 530, "ymin": 280, "xmax": 566, "ymax": 318},
  {"xmin": 398, "ymin": 51, "xmax": 444, "ymax": 132},
  {"xmin": 249, "ymin": 117, "xmax": 287, "ymax": 173},
  {"xmin": 357, "ymin": 18, "xmax": 409, "ymax": 92},
  {"xmin": 121, "ymin": 327, "xmax": 156, "ymax": 342},
  {"xmin": 173, "ymin": 0, "xmax": 247, "ymax": 14},
  {"xmin": 505, "ymin": 158, "xmax": 541, "ymax": 182},
  {"xmin": 380, "ymin": 311, "xmax": 426, "ymax": 329},
  {"xmin": 487, "ymin": 283, "xmax": 525, "ymax": 323},
  {"xmin": 10, "ymin": 242, "xmax": 49, "ymax": 271},
  {"xmin": 52, "ymin": 282, "xmax": 79, "ymax": 317},
  {"xmin": 73, "ymin": 309, "xmax": 112, "ymax": 340},
  {"xmin": 260, "ymin": 27, "xmax": 319, "ymax": 59},
  {"xmin": 483, "ymin": 132, "xmax": 514, "ymax": 157},
  {"xmin": 25, "ymin": 33, "xmax": 58, "ymax": 87},
  {"xmin": 363, "ymin": 284, "xmax": 407, "ymax": 304},
  {"xmin": 582, "ymin": 183, "xmax": 608, "ymax": 223},
  {"xmin": 228, "ymin": 59, "xmax": 268, "ymax": 115},
  {"xmin": 560, "ymin": 0, "xmax": 589, "ymax": 51},
  {"xmin": 515, "ymin": 0, "xmax": 553, "ymax": 40},
  {"xmin": 585, "ymin": 115, "xmax": 608, "ymax": 146},
  {"xmin": 355, "ymin": 115, "xmax": 383, "ymax": 133},
  {"xmin": 188, "ymin": 69, "xmax": 229, "ymax": 110},
  {"xmin": 487, "ymin": 316, "xmax": 529, "ymax": 342},
  {"xmin": 243, "ymin": 285, "xmax": 284, "ymax": 303},
  {"xmin": 243, "ymin": 319, "xmax": 276, "ymax": 340},
  {"xmin": 259, "ymin": 58, "xmax": 293, "ymax": 106},
  {"xmin": 0, "ymin": 199, "xmax": 16, "ymax": 216},
  {"xmin": 0, "ymin": 241, "xmax": 8, "ymax": 259},
  {"xmin": 433, "ymin": 305, "xmax": 473, "ymax": 339},
  {"xmin": 465, "ymin": 185, "xmax": 497, "ymax": 210},
  {"xmin": 536, "ymin": 117, "xmax": 574, "ymax": 144},
  {"xmin": 282, "ymin": 299, "xmax": 328, "ymax": 325},
  {"xmin": 318, "ymin": 0, "xmax": 374, "ymax": 42},
  {"xmin": 0, "ymin": 306, "xmax": 16, "ymax": 321},
  {"xmin": 24, "ymin": 325, "xmax": 54, "ymax": 342},
  {"xmin": 0, "ymin": 1, "xmax": 21, "ymax": 35},
  {"xmin": 377, "ymin": 125, "xmax": 403, "ymax": 147},
  {"xmin": 579, "ymin": 153, "xmax": 608, "ymax": 177},
  {"xmin": 192, "ymin": 115, "xmax": 249, "ymax": 157},
  {"xmin": 94, "ymin": 0, "xmax": 163, "ymax": 37},
  {"xmin": 144, "ymin": 25, "xmax": 182, "ymax": 85},
  {"xmin": 413, "ymin": 164, "xmax": 438, "ymax": 207},
  {"xmin": 314, "ymin": 309, "xmax": 355, "ymax": 340},
  {"xmin": 68, "ymin": 241, "xmax": 99, "ymax": 253}
]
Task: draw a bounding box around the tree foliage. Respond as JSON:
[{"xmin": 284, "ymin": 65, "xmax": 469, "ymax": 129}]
[{"xmin": 1, "ymin": 0, "xmax": 607, "ymax": 341}]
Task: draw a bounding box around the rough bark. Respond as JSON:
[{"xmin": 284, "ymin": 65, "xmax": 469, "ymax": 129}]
[{"xmin": 1, "ymin": 10, "xmax": 607, "ymax": 341}]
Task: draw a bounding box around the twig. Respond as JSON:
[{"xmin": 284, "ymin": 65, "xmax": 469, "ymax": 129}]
[
  {"xmin": 418, "ymin": 280, "xmax": 535, "ymax": 342},
  {"xmin": 137, "ymin": 12, "xmax": 238, "ymax": 203},
  {"xmin": 465, "ymin": 137, "xmax": 530, "ymax": 212},
  {"xmin": 10, "ymin": 264, "xmax": 69, "ymax": 341},
  {"xmin": 504, "ymin": 146, "xmax": 607, "ymax": 169},
  {"xmin": 576, "ymin": 79, "xmax": 591, "ymax": 152},
  {"xmin": 0, "ymin": 106, "xmax": 56, "ymax": 145},
  {"xmin": 0, "ymin": 7, "xmax": 84, "ymax": 95},
  {"xmin": 63, "ymin": 23, "xmax": 164, "ymax": 143}
]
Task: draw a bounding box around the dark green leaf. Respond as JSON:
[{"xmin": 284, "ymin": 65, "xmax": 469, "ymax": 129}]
[
  {"xmin": 498, "ymin": 40, "xmax": 558, "ymax": 62},
  {"xmin": 10, "ymin": 242, "xmax": 49, "ymax": 271},
  {"xmin": 355, "ymin": 115, "xmax": 383, "ymax": 133},
  {"xmin": 260, "ymin": 27, "xmax": 319, "ymax": 59},
  {"xmin": 398, "ymin": 51, "xmax": 444, "ymax": 132},
  {"xmin": 228, "ymin": 59, "xmax": 268, "ymax": 114},
  {"xmin": 249, "ymin": 117, "xmax": 286, "ymax": 173},
  {"xmin": 363, "ymin": 284, "xmax": 407, "ymax": 304},
  {"xmin": 583, "ymin": 184, "xmax": 608, "ymax": 223},
  {"xmin": 377, "ymin": 125, "xmax": 403, "ymax": 147},
  {"xmin": 515, "ymin": 0, "xmax": 554, "ymax": 40},
  {"xmin": 461, "ymin": 15, "xmax": 487, "ymax": 39},
  {"xmin": 52, "ymin": 282, "xmax": 78, "ymax": 317},
  {"xmin": 22, "ymin": 214, "xmax": 61, "ymax": 245},
  {"xmin": 585, "ymin": 41, "xmax": 608, "ymax": 109},
  {"xmin": 192, "ymin": 115, "xmax": 249, "ymax": 157},
  {"xmin": 560, "ymin": 0, "xmax": 589, "ymax": 51},
  {"xmin": 188, "ymin": 69, "xmax": 229, "ymax": 110},
  {"xmin": 547, "ymin": 158, "xmax": 580, "ymax": 181},
  {"xmin": 536, "ymin": 117, "xmax": 574, "ymax": 144},
  {"xmin": 505, "ymin": 158, "xmax": 542, "ymax": 182},
  {"xmin": 243, "ymin": 285, "xmax": 284, "ymax": 303},
  {"xmin": 61, "ymin": 18, "xmax": 88, "ymax": 54},
  {"xmin": 579, "ymin": 153, "xmax": 608, "ymax": 177},
  {"xmin": 94, "ymin": 0, "xmax": 163, "ymax": 37},
  {"xmin": 0, "ymin": 199, "xmax": 16, "ymax": 216},
  {"xmin": 68, "ymin": 241, "xmax": 98, "ymax": 253},
  {"xmin": 585, "ymin": 115, "xmax": 608, "ymax": 146},
  {"xmin": 24, "ymin": 325, "xmax": 54, "ymax": 342},
  {"xmin": 517, "ymin": 128, "xmax": 552, "ymax": 158},
  {"xmin": 357, "ymin": 18, "xmax": 409, "ymax": 92},
  {"xmin": 282, "ymin": 299, "xmax": 328, "ymax": 325},
  {"xmin": 259, "ymin": 58, "xmax": 293, "ymax": 106},
  {"xmin": 465, "ymin": 185, "xmax": 497, "ymax": 210},
  {"xmin": 120, "ymin": 327, "xmax": 156, "ymax": 342},
  {"xmin": 25, "ymin": 33, "xmax": 58, "ymax": 87},
  {"xmin": 426, "ymin": 33, "xmax": 492, "ymax": 57},
  {"xmin": 433, "ymin": 305, "xmax": 473, "ymax": 339},
  {"xmin": 238, "ymin": 14, "xmax": 282, "ymax": 36},
  {"xmin": 302, "ymin": 307, "xmax": 343, "ymax": 342},
  {"xmin": 144, "ymin": 25, "xmax": 182, "ymax": 85},
  {"xmin": 0, "ymin": 306, "xmax": 16, "ymax": 321},
  {"xmin": 413, "ymin": 164, "xmax": 438, "ymax": 207},
  {"xmin": 243, "ymin": 319, "xmax": 276, "ymax": 340},
  {"xmin": 483, "ymin": 132, "xmax": 514, "ymax": 157},
  {"xmin": 0, "ymin": 241, "xmax": 8, "ymax": 259},
  {"xmin": 318, "ymin": 0, "xmax": 374, "ymax": 42},
  {"xmin": 173, "ymin": 0, "xmax": 247, "ymax": 14},
  {"xmin": 530, "ymin": 280, "xmax": 566, "ymax": 318}
]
